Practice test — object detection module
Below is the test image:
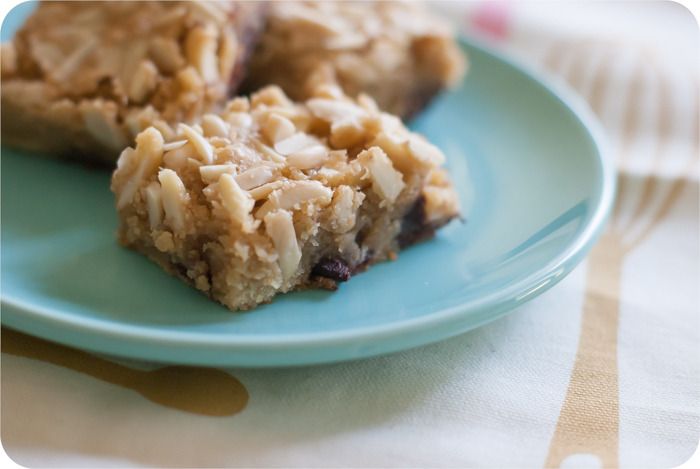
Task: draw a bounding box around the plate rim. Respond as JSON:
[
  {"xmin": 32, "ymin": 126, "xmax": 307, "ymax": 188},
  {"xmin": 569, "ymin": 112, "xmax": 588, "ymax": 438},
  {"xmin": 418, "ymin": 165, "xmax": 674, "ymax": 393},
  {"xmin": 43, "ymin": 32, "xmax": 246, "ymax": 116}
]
[{"xmin": 1, "ymin": 37, "xmax": 616, "ymax": 366}]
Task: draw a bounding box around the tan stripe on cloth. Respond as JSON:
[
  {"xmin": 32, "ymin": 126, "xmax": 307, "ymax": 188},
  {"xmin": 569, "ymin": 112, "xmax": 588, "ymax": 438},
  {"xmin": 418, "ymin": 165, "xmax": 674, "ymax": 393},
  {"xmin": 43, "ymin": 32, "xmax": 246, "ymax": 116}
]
[{"xmin": 542, "ymin": 39, "xmax": 699, "ymax": 468}]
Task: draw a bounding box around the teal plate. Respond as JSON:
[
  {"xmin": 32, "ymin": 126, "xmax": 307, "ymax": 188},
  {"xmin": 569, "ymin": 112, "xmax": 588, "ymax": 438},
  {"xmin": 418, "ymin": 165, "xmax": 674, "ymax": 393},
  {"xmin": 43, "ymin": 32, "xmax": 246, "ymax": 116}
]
[{"xmin": 0, "ymin": 8, "xmax": 614, "ymax": 367}]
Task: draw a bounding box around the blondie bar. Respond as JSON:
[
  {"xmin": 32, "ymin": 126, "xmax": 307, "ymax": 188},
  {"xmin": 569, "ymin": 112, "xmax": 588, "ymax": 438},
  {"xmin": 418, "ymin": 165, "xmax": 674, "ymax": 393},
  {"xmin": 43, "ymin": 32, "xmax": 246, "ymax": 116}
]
[
  {"xmin": 244, "ymin": 1, "xmax": 466, "ymax": 119},
  {"xmin": 1, "ymin": 1, "xmax": 266, "ymax": 164},
  {"xmin": 111, "ymin": 85, "xmax": 460, "ymax": 311}
]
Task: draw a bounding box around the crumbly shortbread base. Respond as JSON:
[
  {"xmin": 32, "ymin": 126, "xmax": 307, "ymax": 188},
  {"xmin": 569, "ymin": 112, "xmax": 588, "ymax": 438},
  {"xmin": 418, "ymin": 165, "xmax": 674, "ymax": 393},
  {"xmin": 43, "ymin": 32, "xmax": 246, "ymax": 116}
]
[
  {"xmin": 244, "ymin": 1, "xmax": 466, "ymax": 119},
  {"xmin": 112, "ymin": 86, "xmax": 460, "ymax": 311},
  {"xmin": 1, "ymin": 1, "xmax": 266, "ymax": 164}
]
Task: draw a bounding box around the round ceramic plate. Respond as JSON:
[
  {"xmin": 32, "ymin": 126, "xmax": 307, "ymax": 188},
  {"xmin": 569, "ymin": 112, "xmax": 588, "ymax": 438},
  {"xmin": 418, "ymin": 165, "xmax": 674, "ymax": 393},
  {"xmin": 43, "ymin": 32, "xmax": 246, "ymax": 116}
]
[{"xmin": 1, "ymin": 11, "xmax": 614, "ymax": 367}]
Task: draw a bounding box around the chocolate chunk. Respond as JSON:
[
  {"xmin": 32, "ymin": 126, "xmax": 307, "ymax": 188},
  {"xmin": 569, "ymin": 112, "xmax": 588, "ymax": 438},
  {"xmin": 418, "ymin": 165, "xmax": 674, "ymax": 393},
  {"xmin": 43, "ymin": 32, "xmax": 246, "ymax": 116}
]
[
  {"xmin": 311, "ymin": 257, "xmax": 352, "ymax": 282},
  {"xmin": 398, "ymin": 196, "xmax": 435, "ymax": 248},
  {"xmin": 173, "ymin": 262, "xmax": 189, "ymax": 278}
]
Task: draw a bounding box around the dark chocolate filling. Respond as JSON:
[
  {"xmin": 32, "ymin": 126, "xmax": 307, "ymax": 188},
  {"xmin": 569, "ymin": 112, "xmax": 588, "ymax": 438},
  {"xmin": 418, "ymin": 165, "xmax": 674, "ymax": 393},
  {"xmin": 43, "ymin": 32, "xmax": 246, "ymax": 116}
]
[
  {"xmin": 398, "ymin": 195, "xmax": 436, "ymax": 248},
  {"xmin": 311, "ymin": 257, "xmax": 352, "ymax": 282}
]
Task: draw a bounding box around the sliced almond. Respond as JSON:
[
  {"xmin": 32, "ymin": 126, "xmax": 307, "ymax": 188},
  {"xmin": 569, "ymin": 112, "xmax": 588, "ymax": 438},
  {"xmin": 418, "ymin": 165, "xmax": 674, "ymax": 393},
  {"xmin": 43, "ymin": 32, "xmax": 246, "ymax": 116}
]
[
  {"xmin": 286, "ymin": 145, "xmax": 328, "ymax": 170},
  {"xmin": 144, "ymin": 181, "xmax": 163, "ymax": 229},
  {"xmin": 176, "ymin": 66, "xmax": 204, "ymax": 94},
  {"xmin": 264, "ymin": 210, "xmax": 301, "ymax": 282},
  {"xmin": 357, "ymin": 147, "xmax": 404, "ymax": 203},
  {"xmin": 199, "ymin": 164, "xmax": 237, "ymax": 184},
  {"xmin": 274, "ymin": 133, "xmax": 320, "ymax": 156},
  {"xmin": 357, "ymin": 93, "xmax": 379, "ymax": 113},
  {"xmin": 158, "ymin": 168, "xmax": 188, "ymax": 232},
  {"xmin": 163, "ymin": 142, "xmax": 195, "ymax": 170},
  {"xmin": 256, "ymin": 180, "xmax": 332, "ymax": 219},
  {"xmin": 263, "ymin": 113, "xmax": 296, "ymax": 144},
  {"xmin": 148, "ymin": 37, "xmax": 185, "ymax": 74},
  {"xmin": 219, "ymin": 173, "xmax": 255, "ymax": 232},
  {"xmin": 201, "ymin": 114, "xmax": 230, "ymax": 138},
  {"xmin": 306, "ymin": 98, "xmax": 366, "ymax": 122},
  {"xmin": 251, "ymin": 85, "xmax": 293, "ymax": 108},
  {"xmin": 152, "ymin": 120, "xmax": 176, "ymax": 142},
  {"xmin": 323, "ymin": 185, "xmax": 364, "ymax": 233},
  {"xmin": 184, "ymin": 24, "xmax": 219, "ymax": 83},
  {"xmin": 163, "ymin": 139, "xmax": 188, "ymax": 152},
  {"xmin": 128, "ymin": 60, "xmax": 158, "ymax": 103},
  {"xmin": 51, "ymin": 37, "xmax": 97, "ymax": 83},
  {"xmin": 325, "ymin": 33, "xmax": 368, "ymax": 50},
  {"xmin": 330, "ymin": 118, "xmax": 366, "ymax": 148},
  {"xmin": 116, "ymin": 127, "xmax": 164, "ymax": 209},
  {"xmin": 81, "ymin": 102, "xmax": 128, "ymax": 153},
  {"xmin": 226, "ymin": 97, "xmax": 250, "ymax": 113},
  {"xmin": 226, "ymin": 112, "xmax": 253, "ymax": 129},
  {"xmin": 236, "ymin": 166, "xmax": 276, "ymax": 190},
  {"xmin": 189, "ymin": 1, "xmax": 227, "ymax": 26},
  {"xmin": 218, "ymin": 30, "xmax": 238, "ymax": 80},
  {"xmin": 423, "ymin": 185, "xmax": 460, "ymax": 223},
  {"xmin": 368, "ymin": 130, "xmax": 410, "ymax": 172},
  {"xmin": 178, "ymin": 123, "xmax": 213, "ymax": 164},
  {"xmin": 408, "ymin": 134, "xmax": 446, "ymax": 166},
  {"xmin": 248, "ymin": 180, "xmax": 286, "ymax": 201}
]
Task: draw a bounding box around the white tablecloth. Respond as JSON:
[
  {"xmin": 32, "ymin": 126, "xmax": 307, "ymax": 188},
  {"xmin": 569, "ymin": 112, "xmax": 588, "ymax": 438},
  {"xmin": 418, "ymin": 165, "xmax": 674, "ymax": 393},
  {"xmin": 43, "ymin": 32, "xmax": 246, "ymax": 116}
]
[{"xmin": 2, "ymin": 2, "xmax": 698, "ymax": 467}]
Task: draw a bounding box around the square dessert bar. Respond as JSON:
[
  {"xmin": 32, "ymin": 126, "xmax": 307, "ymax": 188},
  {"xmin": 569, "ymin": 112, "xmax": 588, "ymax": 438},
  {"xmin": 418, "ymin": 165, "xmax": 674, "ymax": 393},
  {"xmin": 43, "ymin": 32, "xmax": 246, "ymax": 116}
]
[
  {"xmin": 1, "ymin": 1, "xmax": 266, "ymax": 164},
  {"xmin": 244, "ymin": 1, "xmax": 466, "ymax": 119},
  {"xmin": 111, "ymin": 85, "xmax": 460, "ymax": 311}
]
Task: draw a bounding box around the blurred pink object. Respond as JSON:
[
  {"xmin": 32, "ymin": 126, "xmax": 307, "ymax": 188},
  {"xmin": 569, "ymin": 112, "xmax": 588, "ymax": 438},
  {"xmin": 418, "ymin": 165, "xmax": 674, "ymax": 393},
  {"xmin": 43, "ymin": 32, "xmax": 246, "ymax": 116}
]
[{"xmin": 471, "ymin": 1, "xmax": 511, "ymax": 40}]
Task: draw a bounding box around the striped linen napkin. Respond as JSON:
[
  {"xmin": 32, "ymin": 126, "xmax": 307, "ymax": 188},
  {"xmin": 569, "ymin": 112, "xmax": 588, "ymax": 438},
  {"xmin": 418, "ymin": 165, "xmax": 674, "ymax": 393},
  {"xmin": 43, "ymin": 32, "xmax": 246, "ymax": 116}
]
[{"xmin": 2, "ymin": 2, "xmax": 698, "ymax": 467}]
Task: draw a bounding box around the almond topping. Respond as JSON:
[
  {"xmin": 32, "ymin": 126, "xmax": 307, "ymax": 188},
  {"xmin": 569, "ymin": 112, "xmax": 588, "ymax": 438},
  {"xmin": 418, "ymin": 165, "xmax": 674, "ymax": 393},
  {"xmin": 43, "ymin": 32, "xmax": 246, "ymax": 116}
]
[
  {"xmin": 264, "ymin": 210, "xmax": 301, "ymax": 282},
  {"xmin": 51, "ymin": 37, "xmax": 97, "ymax": 82},
  {"xmin": 324, "ymin": 185, "xmax": 364, "ymax": 233},
  {"xmin": 184, "ymin": 24, "xmax": 219, "ymax": 83},
  {"xmin": 226, "ymin": 112, "xmax": 253, "ymax": 129},
  {"xmin": 163, "ymin": 142, "xmax": 195, "ymax": 170},
  {"xmin": 286, "ymin": 145, "xmax": 328, "ymax": 170},
  {"xmin": 307, "ymin": 98, "xmax": 366, "ymax": 122},
  {"xmin": 219, "ymin": 173, "xmax": 255, "ymax": 232},
  {"xmin": 144, "ymin": 181, "xmax": 163, "ymax": 229},
  {"xmin": 128, "ymin": 60, "xmax": 158, "ymax": 103},
  {"xmin": 357, "ymin": 147, "xmax": 405, "ymax": 203},
  {"xmin": 423, "ymin": 185, "xmax": 460, "ymax": 222},
  {"xmin": 408, "ymin": 135, "xmax": 446, "ymax": 166},
  {"xmin": 202, "ymin": 114, "xmax": 230, "ymax": 138},
  {"xmin": 163, "ymin": 140, "xmax": 188, "ymax": 152},
  {"xmin": 178, "ymin": 123, "xmax": 213, "ymax": 164},
  {"xmin": 236, "ymin": 166, "xmax": 276, "ymax": 190},
  {"xmin": 158, "ymin": 168, "xmax": 188, "ymax": 232},
  {"xmin": 274, "ymin": 133, "xmax": 320, "ymax": 156},
  {"xmin": 263, "ymin": 113, "xmax": 296, "ymax": 144},
  {"xmin": 218, "ymin": 30, "xmax": 238, "ymax": 79},
  {"xmin": 248, "ymin": 180, "xmax": 285, "ymax": 200},
  {"xmin": 256, "ymin": 180, "xmax": 333, "ymax": 219},
  {"xmin": 148, "ymin": 37, "xmax": 184, "ymax": 74},
  {"xmin": 116, "ymin": 127, "xmax": 164, "ymax": 209},
  {"xmin": 199, "ymin": 164, "xmax": 237, "ymax": 184},
  {"xmin": 251, "ymin": 85, "xmax": 293, "ymax": 108}
]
